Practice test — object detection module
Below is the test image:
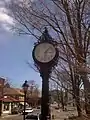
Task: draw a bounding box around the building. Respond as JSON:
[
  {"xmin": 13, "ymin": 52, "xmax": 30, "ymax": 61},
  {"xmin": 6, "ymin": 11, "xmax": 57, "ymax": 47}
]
[
  {"xmin": 0, "ymin": 78, "xmax": 41, "ymax": 115},
  {"xmin": 0, "ymin": 96, "xmax": 19, "ymax": 114},
  {"xmin": 3, "ymin": 87, "xmax": 24, "ymax": 105},
  {"xmin": 0, "ymin": 87, "xmax": 24, "ymax": 114},
  {"xmin": 0, "ymin": 78, "xmax": 24, "ymax": 114}
]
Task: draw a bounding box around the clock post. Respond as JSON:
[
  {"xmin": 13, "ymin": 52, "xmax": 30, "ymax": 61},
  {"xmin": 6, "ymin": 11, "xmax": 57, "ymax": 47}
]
[
  {"xmin": 40, "ymin": 65, "xmax": 51, "ymax": 120},
  {"xmin": 32, "ymin": 28, "xmax": 59, "ymax": 120}
]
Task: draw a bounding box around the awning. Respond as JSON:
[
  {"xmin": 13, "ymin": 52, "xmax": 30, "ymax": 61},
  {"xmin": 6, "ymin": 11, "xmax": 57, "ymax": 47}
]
[
  {"xmin": 20, "ymin": 102, "xmax": 24, "ymax": 105},
  {"xmin": 19, "ymin": 102, "xmax": 28, "ymax": 106},
  {"xmin": 0, "ymin": 96, "xmax": 19, "ymax": 102}
]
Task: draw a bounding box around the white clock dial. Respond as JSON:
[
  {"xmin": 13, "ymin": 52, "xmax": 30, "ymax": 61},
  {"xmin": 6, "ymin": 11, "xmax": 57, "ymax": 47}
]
[{"xmin": 34, "ymin": 43, "xmax": 56, "ymax": 63}]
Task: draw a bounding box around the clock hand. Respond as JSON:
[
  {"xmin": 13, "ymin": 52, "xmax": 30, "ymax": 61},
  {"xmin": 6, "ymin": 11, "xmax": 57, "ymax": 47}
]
[
  {"xmin": 44, "ymin": 47, "xmax": 52, "ymax": 53},
  {"xmin": 44, "ymin": 48, "xmax": 50, "ymax": 53}
]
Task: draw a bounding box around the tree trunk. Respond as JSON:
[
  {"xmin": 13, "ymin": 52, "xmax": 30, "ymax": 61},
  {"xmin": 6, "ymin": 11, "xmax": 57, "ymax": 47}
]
[
  {"xmin": 61, "ymin": 89, "xmax": 64, "ymax": 111},
  {"xmin": 75, "ymin": 89, "xmax": 82, "ymax": 117},
  {"xmin": 73, "ymin": 83, "xmax": 82, "ymax": 117},
  {"xmin": 73, "ymin": 74, "xmax": 82, "ymax": 117},
  {"xmin": 82, "ymin": 73, "xmax": 90, "ymax": 114},
  {"xmin": 75, "ymin": 99, "xmax": 82, "ymax": 117},
  {"xmin": 57, "ymin": 85, "xmax": 60, "ymax": 108}
]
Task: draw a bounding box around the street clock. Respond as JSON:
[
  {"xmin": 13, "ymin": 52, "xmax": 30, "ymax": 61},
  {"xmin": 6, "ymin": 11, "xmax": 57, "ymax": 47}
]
[{"xmin": 33, "ymin": 42, "xmax": 56, "ymax": 63}]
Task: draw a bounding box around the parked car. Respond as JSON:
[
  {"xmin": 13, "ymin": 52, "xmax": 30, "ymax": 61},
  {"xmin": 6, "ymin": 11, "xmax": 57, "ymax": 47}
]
[
  {"xmin": 19, "ymin": 108, "xmax": 23, "ymax": 114},
  {"xmin": 37, "ymin": 106, "xmax": 41, "ymax": 109},
  {"xmin": 22, "ymin": 108, "xmax": 33, "ymax": 115},
  {"xmin": 55, "ymin": 106, "xmax": 59, "ymax": 110},
  {"xmin": 11, "ymin": 107, "xmax": 19, "ymax": 114},
  {"xmin": 26, "ymin": 114, "xmax": 41, "ymax": 120}
]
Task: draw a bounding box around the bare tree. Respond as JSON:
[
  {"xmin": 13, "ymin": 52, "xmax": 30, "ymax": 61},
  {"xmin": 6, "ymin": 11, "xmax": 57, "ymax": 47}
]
[
  {"xmin": 51, "ymin": 63, "xmax": 82, "ymax": 116},
  {"xmin": 27, "ymin": 80, "xmax": 39, "ymax": 96},
  {"xmin": 26, "ymin": 80, "xmax": 40, "ymax": 107},
  {"xmin": 6, "ymin": 0, "xmax": 90, "ymax": 115}
]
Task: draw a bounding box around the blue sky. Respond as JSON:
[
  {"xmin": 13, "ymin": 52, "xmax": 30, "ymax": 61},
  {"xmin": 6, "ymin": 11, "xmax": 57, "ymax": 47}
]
[
  {"xmin": 0, "ymin": 30, "xmax": 42, "ymax": 88},
  {"xmin": 0, "ymin": 1, "xmax": 42, "ymax": 88},
  {"xmin": 1, "ymin": 33, "xmax": 42, "ymax": 88}
]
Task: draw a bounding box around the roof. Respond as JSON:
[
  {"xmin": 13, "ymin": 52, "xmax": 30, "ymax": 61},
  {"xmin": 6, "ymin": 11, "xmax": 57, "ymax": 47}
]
[
  {"xmin": 0, "ymin": 96, "xmax": 19, "ymax": 102},
  {"xmin": 14, "ymin": 88, "xmax": 24, "ymax": 96},
  {"xmin": 0, "ymin": 78, "xmax": 4, "ymax": 86},
  {"xmin": 3, "ymin": 87, "xmax": 24, "ymax": 96}
]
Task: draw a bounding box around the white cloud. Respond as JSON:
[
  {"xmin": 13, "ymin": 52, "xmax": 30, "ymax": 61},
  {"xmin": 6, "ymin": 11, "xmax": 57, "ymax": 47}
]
[
  {"xmin": 0, "ymin": 11, "xmax": 13, "ymax": 24},
  {"xmin": 0, "ymin": 5, "xmax": 14, "ymax": 32},
  {"xmin": 0, "ymin": 0, "xmax": 34, "ymax": 32}
]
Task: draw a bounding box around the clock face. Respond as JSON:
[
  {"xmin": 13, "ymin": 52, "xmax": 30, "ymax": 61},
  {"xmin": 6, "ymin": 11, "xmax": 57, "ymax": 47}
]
[{"xmin": 34, "ymin": 43, "xmax": 56, "ymax": 63}]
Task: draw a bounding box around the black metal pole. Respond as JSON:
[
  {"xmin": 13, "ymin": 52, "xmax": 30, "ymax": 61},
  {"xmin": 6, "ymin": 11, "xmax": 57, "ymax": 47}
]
[
  {"xmin": 41, "ymin": 68, "xmax": 51, "ymax": 120},
  {"xmin": 23, "ymin": 91, "xmax": 26, "ymax": 120}
]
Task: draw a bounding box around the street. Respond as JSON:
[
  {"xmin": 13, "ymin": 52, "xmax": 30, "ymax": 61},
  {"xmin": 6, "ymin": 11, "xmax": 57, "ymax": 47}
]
[
  {"xmin": 0, "ymin": 107, "xmax": 77, "ymax": 120},
  {"xmin": 0, "ymin": 109, "xmax": 41, "ymax": 120},
  {"xmin": 1, "ymin": 114, "xmax": 23, "ymax": 120}
]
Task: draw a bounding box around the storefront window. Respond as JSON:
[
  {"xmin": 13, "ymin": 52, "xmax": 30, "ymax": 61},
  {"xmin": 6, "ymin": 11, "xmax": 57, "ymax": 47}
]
[{"xmin": 4, "ymin": 103, "xmax": 9, "ymax": 111}]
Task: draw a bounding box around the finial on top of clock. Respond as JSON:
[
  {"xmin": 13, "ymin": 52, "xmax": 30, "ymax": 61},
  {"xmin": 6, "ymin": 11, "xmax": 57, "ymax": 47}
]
[
  {"xmin": 44, "ymin": 27, "xmax": 48, "ymax": 34},
  {"xmin": 38, "ymin": 27, "xmax": 52, "ymax": 43}
]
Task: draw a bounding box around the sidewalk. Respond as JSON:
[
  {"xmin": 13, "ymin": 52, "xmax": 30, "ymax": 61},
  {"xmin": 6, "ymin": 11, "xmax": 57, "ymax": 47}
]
[
  {"xmin": 1, "ymin": 114, "xmax": 19, "ymax": 119},
  {"xmin": 51, "ymin": 108, "xmax": 78, "ymax": 120}
]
